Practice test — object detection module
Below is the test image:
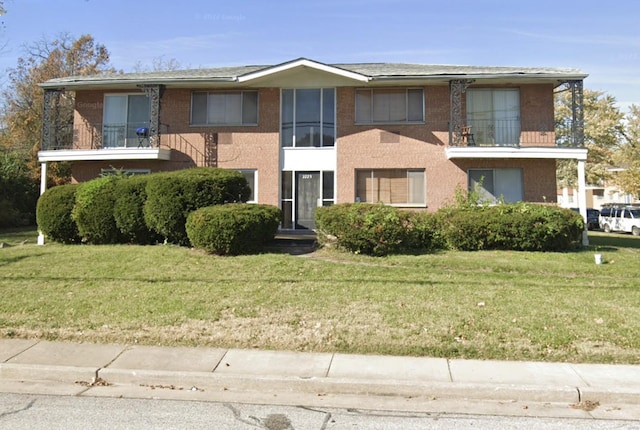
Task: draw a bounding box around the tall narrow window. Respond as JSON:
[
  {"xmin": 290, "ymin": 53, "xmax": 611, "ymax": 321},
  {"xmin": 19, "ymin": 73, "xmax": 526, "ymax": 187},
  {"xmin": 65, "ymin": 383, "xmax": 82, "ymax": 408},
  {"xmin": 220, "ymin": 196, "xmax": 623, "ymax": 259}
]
[
  {"xmin": 281, "ymin": 89, "xmax": 335, "ymax": 147},
  {"xmin": 103, "ymin": 94, "xmax": 150, "ymax": 148},
  {"xmin": 466, "ymin": 89, "xmax": 520, "ymax": 146},
  {"xmin": 237, "ymin": 169, "xmax": 257, "ymax": 203}
]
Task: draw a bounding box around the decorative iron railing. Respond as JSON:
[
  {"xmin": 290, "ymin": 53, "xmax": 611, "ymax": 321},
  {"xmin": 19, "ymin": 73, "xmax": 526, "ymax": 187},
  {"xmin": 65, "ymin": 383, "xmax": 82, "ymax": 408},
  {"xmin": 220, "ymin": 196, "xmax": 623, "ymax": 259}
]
[
  {"xmin": 448, "ymin": 119, "xmax": 566, "ymax": 147},
  {"xmin": 40, "ymin": 119, "xmax": 578, "ymax": 152},
  {"xmin": 41, "ymin": 122, "xmax": 157, "ymax": 150}
]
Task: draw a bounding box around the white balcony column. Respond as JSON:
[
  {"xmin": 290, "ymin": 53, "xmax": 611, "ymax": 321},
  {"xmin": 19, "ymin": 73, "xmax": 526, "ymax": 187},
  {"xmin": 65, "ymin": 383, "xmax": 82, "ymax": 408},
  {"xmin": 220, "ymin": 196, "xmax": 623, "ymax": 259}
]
[
  {"xmin": 577, "ymin": 159, "xmax": 588, "ymax": 246},
  {"xmin": 37, "ymin": 162, "xmax": 47, "ymax": 245}
]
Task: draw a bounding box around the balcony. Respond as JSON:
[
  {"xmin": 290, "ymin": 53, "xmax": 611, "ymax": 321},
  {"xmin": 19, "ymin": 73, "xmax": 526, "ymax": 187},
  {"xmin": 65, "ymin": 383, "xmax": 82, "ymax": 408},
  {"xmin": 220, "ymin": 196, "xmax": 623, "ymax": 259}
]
[
  {"xmin": 448, "ymin": 119, "xmax": 560, "ymax": 148},
  {"xmin": 38, "ymin": 123, "xmax": 171, "ymax": 162}
]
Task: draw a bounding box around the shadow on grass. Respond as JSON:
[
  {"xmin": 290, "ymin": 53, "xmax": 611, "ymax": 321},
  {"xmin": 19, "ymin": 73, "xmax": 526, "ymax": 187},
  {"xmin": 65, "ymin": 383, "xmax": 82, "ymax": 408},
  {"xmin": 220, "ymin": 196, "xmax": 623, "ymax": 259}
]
[
  {"xmin": 588, "ymin": 231, "xmax": 640, "ymax": 251},
  {"xmin": 0, "ymin": 226, "xmax": 38, "ymax": 246}
]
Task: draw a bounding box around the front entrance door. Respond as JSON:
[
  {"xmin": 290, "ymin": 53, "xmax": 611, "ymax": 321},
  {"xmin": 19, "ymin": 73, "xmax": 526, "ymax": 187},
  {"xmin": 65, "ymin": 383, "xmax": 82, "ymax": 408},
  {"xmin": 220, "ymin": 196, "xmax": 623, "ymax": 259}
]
[{"xmin": 296, "ymin": 171, "xmax": 320, "ymax": 229}]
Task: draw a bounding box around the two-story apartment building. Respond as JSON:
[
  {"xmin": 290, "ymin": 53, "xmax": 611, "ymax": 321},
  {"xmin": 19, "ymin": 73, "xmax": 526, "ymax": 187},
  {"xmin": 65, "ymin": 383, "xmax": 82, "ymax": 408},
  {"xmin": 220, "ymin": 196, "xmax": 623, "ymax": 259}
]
[{"xmin": 38, "ymin": 58, "xmax": 588, "ymax": 232}]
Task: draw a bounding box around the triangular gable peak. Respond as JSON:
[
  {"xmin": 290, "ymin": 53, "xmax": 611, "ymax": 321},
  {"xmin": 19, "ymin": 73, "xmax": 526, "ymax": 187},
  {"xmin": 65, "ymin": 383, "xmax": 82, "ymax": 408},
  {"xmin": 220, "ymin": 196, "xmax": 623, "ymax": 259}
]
[{"xmin": 236, "ymin": 58, "xmax": 371, "ymax": 87}]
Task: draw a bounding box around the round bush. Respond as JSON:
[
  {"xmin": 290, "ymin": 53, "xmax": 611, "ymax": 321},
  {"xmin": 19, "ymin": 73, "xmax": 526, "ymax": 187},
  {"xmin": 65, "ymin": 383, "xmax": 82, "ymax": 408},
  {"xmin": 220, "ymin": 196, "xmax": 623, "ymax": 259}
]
[
  {"xmin": 113, "ymin": 175, "xmax": 161, "ymax": 244},
  {"xmin": 315, "ymin": 203, "xmax": 415, "ymax": 256},
  {"xmin": 144, "ymin": 168, "xmax": 251, "ymax": 245},
  {"xmin": 186, "ymin": 203, "xmax": 281, "ymax": 255},
  {"xmin": 36, "ymin": 183, "xmax": 81, "ymax": 244},
  {"xmin": 71, "ymin": 176, "xmax": 122, "ymax": 244}
]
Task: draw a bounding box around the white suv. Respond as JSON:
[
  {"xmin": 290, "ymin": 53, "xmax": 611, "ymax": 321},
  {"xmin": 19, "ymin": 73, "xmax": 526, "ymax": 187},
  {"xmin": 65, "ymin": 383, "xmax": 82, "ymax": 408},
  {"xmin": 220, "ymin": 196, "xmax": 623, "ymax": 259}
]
[{"xmin": 599, "ymin": 205, "xmax": 640, "ymax": 236}]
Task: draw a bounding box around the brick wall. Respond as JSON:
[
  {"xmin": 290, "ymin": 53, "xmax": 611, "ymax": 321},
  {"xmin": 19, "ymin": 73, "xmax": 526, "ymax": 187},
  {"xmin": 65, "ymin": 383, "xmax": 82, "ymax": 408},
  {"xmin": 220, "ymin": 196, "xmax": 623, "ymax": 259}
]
[{"xmin": 69, "ymin": 82, "xmax": 558, "ymax": 210}]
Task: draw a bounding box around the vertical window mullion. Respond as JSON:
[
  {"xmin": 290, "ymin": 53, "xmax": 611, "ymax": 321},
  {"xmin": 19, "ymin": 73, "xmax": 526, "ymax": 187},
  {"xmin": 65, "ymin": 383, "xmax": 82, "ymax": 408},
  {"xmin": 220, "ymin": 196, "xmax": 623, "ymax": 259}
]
[
  {"xmin": 319, "ymin": 90, "xmax": 323, "ymax": 147},
  {"xmin": 292, "ymin": 90, "xmax": 296, "ymax": 147}
]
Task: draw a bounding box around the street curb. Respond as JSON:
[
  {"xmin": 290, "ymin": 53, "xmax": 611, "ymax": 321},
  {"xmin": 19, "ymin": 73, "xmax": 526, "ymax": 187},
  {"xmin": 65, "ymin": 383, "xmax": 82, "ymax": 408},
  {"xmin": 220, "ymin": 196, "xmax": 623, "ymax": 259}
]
[
  {"xmin": 3, "ymin": 363, "xmax": 640, "ymax": 406},
  {"xmin": 578, "ymin": 385, "xmax": 640, "ymax": 405},
  {"xmin": 97, "ymin": 367, "xmax": 581, "ymax": 404}
]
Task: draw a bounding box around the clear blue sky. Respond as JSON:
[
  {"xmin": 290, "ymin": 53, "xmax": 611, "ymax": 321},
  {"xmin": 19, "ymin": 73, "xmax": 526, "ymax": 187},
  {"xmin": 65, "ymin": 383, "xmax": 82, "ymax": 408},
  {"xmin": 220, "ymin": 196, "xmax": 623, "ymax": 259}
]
[{"xmin": 1, "ymin": 0, "xmax": 639, "ymax": 110}]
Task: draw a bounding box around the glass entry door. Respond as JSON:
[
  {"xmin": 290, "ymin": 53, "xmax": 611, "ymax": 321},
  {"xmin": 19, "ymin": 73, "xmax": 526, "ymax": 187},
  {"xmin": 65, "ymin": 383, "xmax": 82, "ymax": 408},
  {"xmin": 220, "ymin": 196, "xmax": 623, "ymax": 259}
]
[{"xmin": 296, "ymin": 171, "xmax": 320, "ymax": 229}]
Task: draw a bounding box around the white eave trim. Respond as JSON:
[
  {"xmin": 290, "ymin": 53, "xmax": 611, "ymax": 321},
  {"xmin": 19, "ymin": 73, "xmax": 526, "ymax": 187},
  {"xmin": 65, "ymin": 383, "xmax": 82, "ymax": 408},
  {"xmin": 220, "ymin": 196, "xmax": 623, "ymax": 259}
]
[
  {"xmin": 445, "ymin": 146, "xmax": 588, "ymax": 160},
  {"xmin": 237, "ymin": 58, "xmax": 370, "ymax": 83},
  {"xmin": 38, "ymin": 148, "xmax": 172, "ymax": 162}
]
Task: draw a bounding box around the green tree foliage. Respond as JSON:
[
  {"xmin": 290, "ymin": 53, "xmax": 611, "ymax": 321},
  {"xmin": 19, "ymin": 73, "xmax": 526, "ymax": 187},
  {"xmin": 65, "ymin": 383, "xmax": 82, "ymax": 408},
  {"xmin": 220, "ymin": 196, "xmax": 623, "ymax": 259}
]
[
  {"xmin": 0, "ymin": 33, "xmax": 114, "ymax": 185},
  {"xmin": 0, "ymin": 150, "xmax": 39, "ymax": 227},
  {"xmin": 555, "ymin": 88, "xmax": 624, "ymax": 187},
  {"xmin": 613, "ymin": 105, "xmax": 640, "ymax": 198}
]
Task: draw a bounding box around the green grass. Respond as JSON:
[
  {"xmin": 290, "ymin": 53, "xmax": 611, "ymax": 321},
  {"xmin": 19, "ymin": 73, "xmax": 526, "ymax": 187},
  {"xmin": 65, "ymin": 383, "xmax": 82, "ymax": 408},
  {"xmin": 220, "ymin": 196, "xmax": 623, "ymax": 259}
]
[{"xmin": 1, "ymin": 227, "xmax": 639, "ymax": 364}]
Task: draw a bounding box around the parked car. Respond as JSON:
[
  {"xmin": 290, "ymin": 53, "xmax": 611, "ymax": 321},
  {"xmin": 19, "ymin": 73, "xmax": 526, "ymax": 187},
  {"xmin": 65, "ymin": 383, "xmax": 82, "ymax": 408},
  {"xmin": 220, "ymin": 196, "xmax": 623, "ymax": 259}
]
[
  {"xmin": 599, "ymin": 204, "xmax": 640, "ymax": 236},
  {"xmin": 570, "ymin": 208, "xmax": 600, "ymax": 230}
]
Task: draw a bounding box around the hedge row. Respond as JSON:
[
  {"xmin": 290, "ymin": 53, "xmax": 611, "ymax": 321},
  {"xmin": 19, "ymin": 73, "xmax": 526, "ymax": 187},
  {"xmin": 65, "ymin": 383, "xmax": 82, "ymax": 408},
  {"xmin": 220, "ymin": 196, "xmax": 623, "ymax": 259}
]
[
  {"xmin": 36, "ymin": 168, "xmax": 253, "ymax": 247},
  {"xmin": 316, "ymin": 202, "xmax": 584, "ymax": 256}
]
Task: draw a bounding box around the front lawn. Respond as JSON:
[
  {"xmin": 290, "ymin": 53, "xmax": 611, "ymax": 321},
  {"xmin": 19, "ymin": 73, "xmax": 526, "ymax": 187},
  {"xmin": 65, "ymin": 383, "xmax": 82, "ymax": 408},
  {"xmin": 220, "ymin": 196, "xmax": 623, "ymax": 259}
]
[{"xmin": 1, "ymin": 228, "xmax": 639, "ymax": 364}]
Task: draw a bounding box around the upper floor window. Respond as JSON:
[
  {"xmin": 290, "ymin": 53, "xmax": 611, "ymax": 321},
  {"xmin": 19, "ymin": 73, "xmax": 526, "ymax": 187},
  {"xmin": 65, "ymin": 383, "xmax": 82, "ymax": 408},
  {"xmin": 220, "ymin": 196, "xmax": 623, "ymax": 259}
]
[
  {"xmin": 466, "ymin": 89, "xmax": 520, "ymax": 146},
  {"xmin": 191, "ymin": 91, "xmax": 258, "ymax": 126},
  {"xmin": 103, "ymin": 94, "xmax": 150, "ymax": 148},
  {"xmin": 355, "ymin": 88, "xmax": 424, "ymax": 124},
  {"xmin": 281, "ymin": 88, "xmax": 335, "ymax": 147}
]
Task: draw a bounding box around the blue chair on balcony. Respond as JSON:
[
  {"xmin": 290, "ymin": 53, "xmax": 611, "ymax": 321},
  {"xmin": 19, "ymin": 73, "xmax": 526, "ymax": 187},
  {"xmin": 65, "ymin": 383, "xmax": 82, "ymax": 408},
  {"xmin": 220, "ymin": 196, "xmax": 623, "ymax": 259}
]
[{"xmin": 136, "ymin": 127, "xmax": 149, "ymax": 147}]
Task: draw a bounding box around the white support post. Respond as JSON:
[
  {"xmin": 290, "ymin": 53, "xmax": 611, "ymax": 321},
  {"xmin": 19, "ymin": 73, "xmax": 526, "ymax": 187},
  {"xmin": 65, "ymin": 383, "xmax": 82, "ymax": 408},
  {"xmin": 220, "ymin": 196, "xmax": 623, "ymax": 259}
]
[
  {"xmin": 577, "ymin": 159, "xmax": 589, "ymax": 246},
  {"xmin": 37, "ymin": 162, "xmax": 47, "ymax": 245}
]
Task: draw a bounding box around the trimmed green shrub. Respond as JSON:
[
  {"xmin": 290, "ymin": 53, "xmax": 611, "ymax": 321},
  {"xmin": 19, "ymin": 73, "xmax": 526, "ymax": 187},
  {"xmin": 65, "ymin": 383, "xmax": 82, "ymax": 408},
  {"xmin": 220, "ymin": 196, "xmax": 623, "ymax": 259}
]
[
  {"xmin": 403, "ymin": 211, "xmax": 446, "ymax": 253},
  {"xmin": 315, "ymin": 203, "xmax": 415, "ymax": 256},
  {"xmin": 36, "ymin": 183, "xmax": 81, "ymax": 244},
  {"xmin": 144, "ymin": 168, "xmax": 251, "ymax": 245},
  {"xmin": 186, "ymin": 203, "xmax": 281, "ymax": 255},
  {"xmin": 435, "ymin": 203, "xmax": 584, "ymax": 251},
  {"xmin": 72, "ymin": 176, "xmax": 122, "ymax": 244},
  {"xmin": 113, "ymin": 175, "xmax": 161, "ymax": 244}
]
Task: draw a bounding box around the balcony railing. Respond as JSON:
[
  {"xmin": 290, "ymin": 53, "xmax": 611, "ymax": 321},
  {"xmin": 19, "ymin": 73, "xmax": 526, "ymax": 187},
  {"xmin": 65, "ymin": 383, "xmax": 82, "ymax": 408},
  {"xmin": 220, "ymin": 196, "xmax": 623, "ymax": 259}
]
[
  {"xmin": 41, "ymin": 119, "xmax": 576, "ymax": 152},
  {"xmin": 449, "ymin": 119, "xmax": 559, "ymax": 147},
  {"xmin": 42, "ymin": 122, "xmax": 156, "ymax": 151}
]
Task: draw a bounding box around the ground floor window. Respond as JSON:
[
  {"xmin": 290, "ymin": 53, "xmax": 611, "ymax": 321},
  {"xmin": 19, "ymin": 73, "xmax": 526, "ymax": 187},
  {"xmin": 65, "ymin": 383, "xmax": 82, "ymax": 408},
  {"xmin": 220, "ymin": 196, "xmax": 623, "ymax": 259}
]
[
  {"xmin": 100, "ymin": 168, "xmax": 150, "ymax": 177},
  {"xmin": 355, "ymin": 169, "xmax": 425, "ymax": 206},
  {"xmin": 281, "ymin": 170, "xmax": 334, "ymax": 229},
  {"xmin": 468, "ymin": 168, "xmax": 523, "ymax": 203},
  {"xmin": 237, "ymin": 169, "xmax": 257, "ymax": 203}
]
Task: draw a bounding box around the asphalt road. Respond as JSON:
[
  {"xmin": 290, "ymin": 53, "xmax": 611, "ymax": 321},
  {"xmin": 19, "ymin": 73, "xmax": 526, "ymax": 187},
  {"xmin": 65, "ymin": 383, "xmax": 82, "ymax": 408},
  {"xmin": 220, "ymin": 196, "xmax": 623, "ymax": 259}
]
[{"xmin": 1, "ymin": 393, "xmax": 639, "ymax": 430}]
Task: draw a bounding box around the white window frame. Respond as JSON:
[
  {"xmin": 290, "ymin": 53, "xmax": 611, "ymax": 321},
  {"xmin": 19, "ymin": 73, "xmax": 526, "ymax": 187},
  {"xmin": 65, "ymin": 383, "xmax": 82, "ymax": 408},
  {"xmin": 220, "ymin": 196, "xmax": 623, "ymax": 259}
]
[
  {"xmin": 191, "ymin": 91, "xmax": 258, "ymax": 126},
  {"xmin": 355, "ymin": 88, "xmax": 424, "ymax": 124},
  {"xmin": 237, "ymin": 169, "xmax": 257, "ymax": 203}
]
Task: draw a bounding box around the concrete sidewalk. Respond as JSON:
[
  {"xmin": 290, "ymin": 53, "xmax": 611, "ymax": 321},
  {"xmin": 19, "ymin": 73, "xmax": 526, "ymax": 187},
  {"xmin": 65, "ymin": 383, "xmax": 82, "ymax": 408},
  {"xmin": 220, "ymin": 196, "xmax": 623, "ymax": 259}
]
[{"xmin": 1, "ymin": 339, "xmax": 639, "ymax": 419}]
